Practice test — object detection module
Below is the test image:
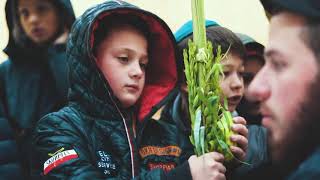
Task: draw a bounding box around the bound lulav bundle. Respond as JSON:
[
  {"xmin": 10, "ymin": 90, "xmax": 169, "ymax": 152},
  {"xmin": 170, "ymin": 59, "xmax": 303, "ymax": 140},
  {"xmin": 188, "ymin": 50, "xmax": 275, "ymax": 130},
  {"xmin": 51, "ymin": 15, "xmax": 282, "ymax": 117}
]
[{"xmin": 184, "ymin": 0, "xmax": 235, "ymax": 161}]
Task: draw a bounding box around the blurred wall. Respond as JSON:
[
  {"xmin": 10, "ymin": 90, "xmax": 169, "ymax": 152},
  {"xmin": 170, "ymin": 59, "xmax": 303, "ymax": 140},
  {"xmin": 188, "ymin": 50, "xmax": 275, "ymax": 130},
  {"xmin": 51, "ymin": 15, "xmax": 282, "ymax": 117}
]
[{"xmin": 0, "ymin": 0, "xmax": 269, "ymax": 62}]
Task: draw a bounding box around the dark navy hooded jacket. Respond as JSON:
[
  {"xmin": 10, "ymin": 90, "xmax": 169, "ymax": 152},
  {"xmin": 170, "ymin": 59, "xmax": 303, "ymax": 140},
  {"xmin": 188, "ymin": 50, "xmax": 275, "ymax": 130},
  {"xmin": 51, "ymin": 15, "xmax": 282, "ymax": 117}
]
[{"xmin": 0, "ymin": 0, "xmax": 75, "ymax": 179}]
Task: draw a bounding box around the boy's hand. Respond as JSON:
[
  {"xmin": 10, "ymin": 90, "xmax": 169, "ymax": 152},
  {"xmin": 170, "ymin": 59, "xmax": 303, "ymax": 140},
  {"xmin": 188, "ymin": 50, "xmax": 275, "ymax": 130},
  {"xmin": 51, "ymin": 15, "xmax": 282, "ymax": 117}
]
[
  {"xmin": 188, "ymin": 152, "xmax": 226, "ymax": 180},
  {"xmin": 230, "ymin": 116, "xmax": 248, "ymax": 161}
]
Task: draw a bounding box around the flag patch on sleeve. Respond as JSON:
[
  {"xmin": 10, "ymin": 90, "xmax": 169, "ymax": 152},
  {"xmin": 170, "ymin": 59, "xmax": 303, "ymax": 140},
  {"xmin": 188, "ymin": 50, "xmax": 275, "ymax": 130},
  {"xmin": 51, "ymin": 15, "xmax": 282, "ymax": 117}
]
[{"xmin": 43, "ymin": 149, "xmax": 78, "ymax": 175}]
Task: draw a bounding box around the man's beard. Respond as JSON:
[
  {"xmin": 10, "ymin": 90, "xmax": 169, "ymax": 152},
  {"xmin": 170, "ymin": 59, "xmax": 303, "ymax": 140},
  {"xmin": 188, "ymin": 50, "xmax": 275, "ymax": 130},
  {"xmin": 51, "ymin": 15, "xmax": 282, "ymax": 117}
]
[{"xmin": 270, "ymin": 73, "xmax": 320, "ymax": 175}]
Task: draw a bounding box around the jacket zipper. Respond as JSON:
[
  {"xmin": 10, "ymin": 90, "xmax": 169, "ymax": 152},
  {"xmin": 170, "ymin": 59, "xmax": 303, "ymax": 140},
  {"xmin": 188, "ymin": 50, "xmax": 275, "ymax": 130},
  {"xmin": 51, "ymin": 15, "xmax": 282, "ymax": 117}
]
[
  {"xmin": 120, "ymin": 113, "xmax": 135, "ymax": 178},
  {"xmin": 112, "ymin": 100, "xmax": 135, "ymax": 179},
  {"xmin": 95, "ymin": 69, "xmax": 135, "ymax": 178}
]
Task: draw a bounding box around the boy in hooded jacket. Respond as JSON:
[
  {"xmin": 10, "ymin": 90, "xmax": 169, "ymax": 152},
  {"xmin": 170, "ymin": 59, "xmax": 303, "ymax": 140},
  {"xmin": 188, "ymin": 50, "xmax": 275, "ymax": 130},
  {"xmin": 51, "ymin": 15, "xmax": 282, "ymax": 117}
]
[
  {"xmin": 0, "ymin": 0, "xmax": 75, "ymax": 179},
  {"xmin": 31, "ymin": 1, "xmax": 245, "ymax": 179}
]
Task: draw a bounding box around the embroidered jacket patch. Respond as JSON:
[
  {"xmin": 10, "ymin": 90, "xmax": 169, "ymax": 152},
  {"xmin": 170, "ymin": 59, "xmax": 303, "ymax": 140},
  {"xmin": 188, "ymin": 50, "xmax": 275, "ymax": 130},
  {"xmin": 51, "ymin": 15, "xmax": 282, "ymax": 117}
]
[
  {"xmin": 139, "ymin": 146, "xmax": 182, "ymax": 158},
  {"xmin": 43, "ymin": 149, "xmax": 78, "ymax": 175},
  {"xmin": 148, "ymin": 162, "xmax": 176, "ymax": 172}
]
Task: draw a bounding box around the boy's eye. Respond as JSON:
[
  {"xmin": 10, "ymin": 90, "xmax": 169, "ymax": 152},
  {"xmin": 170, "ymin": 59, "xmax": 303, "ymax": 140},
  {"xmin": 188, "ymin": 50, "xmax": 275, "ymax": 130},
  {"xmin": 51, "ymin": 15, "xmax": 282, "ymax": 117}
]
[
  {"xmin": 19, "ymin": 8, "xmax": 29, "ymax": 18},
  {"xmin": 270, "ymin": 58, "xmax": 286, "ymax": 72},
  {"xmin": 117, "ymin": 56, "xmax": 129, "ymax": 63},
  {"xmin": 223, "ymin": 71, "xmax": 230, "ymax": 77}
]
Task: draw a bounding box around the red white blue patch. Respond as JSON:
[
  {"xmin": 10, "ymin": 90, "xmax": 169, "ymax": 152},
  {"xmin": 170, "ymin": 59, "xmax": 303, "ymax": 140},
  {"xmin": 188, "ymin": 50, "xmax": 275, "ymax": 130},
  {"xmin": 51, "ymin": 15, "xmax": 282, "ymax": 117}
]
[{"xmin": 43, "ymin": 149, "xmax": 78, "ymax": 175}]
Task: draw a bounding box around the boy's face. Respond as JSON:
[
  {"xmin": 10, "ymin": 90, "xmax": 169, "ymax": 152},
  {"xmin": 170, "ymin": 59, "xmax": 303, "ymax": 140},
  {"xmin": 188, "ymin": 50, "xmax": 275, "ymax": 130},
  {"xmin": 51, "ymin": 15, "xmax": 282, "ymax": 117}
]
[
  {"xmin": 96, "ymin": 25, "xmax": 148, "ymax": 108},
  {"xmin": 18, "ymin": 0, "xmax": 59, "ymax": 44},
  {"xmin": 248, "ymin": 12, "xmax": 318, "ymax": 163},
  {"xmin": 220, "ymin": 53, "xmax": 244, "ymax": 112},
  {"xmin": 242, "ymin": 56, "xmax": 264, "ymax": 116}
]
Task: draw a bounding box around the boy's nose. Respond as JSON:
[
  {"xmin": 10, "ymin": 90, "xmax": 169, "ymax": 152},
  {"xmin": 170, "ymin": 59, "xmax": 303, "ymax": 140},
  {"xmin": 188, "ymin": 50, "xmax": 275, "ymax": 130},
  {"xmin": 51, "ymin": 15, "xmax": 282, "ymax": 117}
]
[
  {"xmin": 28, "ymin": 13, "xmax": 39, "ymax": 24},
  {"xmin": 129, "ymin": 61, "xmax": 143, "ymax": 79},
  {"xmin": 230, "ymin": 74, "xmax": 243, "ymax": 91}
]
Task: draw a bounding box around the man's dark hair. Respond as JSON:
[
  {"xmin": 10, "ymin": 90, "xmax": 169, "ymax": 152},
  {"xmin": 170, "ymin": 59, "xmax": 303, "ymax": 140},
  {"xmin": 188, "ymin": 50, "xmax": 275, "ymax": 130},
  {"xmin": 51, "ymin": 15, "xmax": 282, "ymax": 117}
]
[
  {"xmin": 303, "ymin": 19, "xmax": 320, "ymax": 63},
  {"xmin": 270, "ymin": 8, "xmax": 320, "ymax": 63}
]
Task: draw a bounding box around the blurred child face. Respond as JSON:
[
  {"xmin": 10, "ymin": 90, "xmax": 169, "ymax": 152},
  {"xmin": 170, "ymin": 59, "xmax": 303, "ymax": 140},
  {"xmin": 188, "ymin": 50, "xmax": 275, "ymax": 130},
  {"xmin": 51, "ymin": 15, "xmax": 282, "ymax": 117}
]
[
  {"xmin": 242, "ymin": 56, "xmax": 264, "ymax": 115},
  {"xmin": 96, "ymin": 25, "xmax": 148, "ymax": 108},
  {"xmin": 220, "ymin": 53, "xmax": 245, "ymax": 112},
  {"xmin": 18, "ymin": 0, "xmax": 59, "ymax": 45}
]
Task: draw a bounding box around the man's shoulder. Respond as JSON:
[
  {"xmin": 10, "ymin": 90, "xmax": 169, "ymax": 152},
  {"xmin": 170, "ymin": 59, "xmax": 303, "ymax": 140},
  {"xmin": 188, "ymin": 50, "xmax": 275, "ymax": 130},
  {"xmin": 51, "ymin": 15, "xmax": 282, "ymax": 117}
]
[{"xmin": 287, "ymin": 147, "xmax": 320, "ymax": 180}]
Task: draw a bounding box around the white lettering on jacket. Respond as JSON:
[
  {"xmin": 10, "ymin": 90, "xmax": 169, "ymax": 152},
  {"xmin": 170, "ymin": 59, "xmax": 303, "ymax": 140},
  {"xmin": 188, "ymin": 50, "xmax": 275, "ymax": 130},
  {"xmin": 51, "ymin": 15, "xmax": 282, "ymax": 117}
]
[{"xmin": 43, "ymin": 149, "xmax": 78, "ymax": 175}]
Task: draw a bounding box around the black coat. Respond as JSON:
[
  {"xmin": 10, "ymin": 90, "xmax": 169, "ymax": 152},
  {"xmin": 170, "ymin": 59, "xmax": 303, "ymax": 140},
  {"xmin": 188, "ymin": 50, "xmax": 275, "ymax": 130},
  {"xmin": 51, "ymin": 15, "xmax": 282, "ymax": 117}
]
[
  {"xmin": 0, "ymin": 99, "xmax": 22, "ymax": 179},
  {"xmin": 0, "ymin": 0, "xmax": 75, "ymax": 178}
]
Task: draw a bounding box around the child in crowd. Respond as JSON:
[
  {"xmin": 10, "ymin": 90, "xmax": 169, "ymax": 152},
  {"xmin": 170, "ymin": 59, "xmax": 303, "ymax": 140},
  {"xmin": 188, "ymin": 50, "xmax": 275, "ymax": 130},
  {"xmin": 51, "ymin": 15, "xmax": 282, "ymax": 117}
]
[
  {"xmin": 236, "ymin": 33, "xmax": 265, "ymax": 125},
  {"xmin": 176, "ymin": 21, "xmax": 245, "ymax": 116},
  {"xmin": 167, "ymin": 20, "xmax": 268, "ymax": 179},
  {"xmin": 0, "ymin": 0, "xmax": 75, "ymax": 179}
]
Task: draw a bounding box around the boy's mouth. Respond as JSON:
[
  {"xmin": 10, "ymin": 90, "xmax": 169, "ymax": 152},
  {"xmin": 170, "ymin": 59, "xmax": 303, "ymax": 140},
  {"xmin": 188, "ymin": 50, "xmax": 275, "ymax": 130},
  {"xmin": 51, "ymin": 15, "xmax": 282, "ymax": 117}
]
[
  {"xmin": 227, "ymin": 95, "xmax": 242, "ymax": 106},
  {"xmin": 31, "ymin": 27, "xmax": 45, "ymax": 38},
  {"xmin": 125, "ymin": 84, "xmax": 139, "ymax": 91}
]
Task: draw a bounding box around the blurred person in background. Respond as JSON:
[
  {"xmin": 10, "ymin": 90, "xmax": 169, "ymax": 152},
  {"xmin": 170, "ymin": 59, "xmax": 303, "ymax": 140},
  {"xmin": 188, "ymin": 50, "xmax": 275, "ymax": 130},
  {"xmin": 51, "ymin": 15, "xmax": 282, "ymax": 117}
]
[
  {"xmin": 228, "ymin": 33, "xmax": 268, "ymax": 180},
  {"xmin": 236, "ymin": 33, "xmax": 265, "ymax": 125},
  {"xmin": 0, "ymin": 0, "xmax": 75, "ymax": 178}
]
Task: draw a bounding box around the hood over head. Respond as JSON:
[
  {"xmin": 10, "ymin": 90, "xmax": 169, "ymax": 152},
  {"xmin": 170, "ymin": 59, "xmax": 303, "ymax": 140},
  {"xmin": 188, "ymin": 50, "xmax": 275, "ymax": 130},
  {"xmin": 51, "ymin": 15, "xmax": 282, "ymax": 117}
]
[
  {"xmin": 3, "ymin": 0, "xmax": 76, "ymax": 60},
  {"xmin": 67, "ymin": 0, "xmax": 178, "ymax": 121},
  {"xmin": 236, "ymin": 33, "xmax": 264, "ymax": 60}
]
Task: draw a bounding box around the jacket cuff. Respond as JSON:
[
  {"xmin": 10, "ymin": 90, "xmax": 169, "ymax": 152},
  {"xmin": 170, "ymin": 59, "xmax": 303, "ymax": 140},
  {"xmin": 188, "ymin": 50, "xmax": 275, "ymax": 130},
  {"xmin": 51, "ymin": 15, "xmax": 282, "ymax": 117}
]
[{"xmin": 166, "ymin": 161, "xmax": 192, "ymax": 180}]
